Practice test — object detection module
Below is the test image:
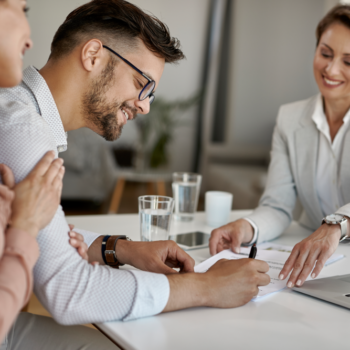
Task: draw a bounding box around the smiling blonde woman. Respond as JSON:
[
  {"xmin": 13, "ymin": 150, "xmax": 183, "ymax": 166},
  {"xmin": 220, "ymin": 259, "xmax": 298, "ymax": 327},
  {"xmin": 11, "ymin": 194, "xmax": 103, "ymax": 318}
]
[{"xmin": 210, "ymin": 4, "xmax": 350, "ymax": 290}]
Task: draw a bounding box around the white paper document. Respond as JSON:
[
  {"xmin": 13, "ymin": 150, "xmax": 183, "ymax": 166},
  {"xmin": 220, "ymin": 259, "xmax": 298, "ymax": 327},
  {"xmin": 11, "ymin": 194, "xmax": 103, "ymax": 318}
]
[{"xmin": 194, "ymin": 243, "xmax": 344, "ymax": 299}]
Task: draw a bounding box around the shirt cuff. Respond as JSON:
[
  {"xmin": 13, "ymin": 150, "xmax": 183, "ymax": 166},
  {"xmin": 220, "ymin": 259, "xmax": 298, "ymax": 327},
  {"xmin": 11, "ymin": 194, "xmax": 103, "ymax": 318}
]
[
  {"xmin": 242, "ymin": 218, "xmax": 258, "ymax": 246},
  {"xmin": 123, "ymin": 270, "xmax": 170, "ymax": 322},
  {"xmin": 73, "ymin": 228, "xmax": 102, "ymax": 248}
]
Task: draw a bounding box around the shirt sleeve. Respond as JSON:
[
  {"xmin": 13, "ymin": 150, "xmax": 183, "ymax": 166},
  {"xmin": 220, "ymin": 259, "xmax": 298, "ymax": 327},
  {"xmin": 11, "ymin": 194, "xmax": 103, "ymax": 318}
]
[
  {"xmin": 0, "ymin": 228, "xmax": 39, "ymax": 342},
  {"xmin": 241, "ymin": 218, "xmax": 258, "ymax": 246},
  {"xmin": 0, "ymin": 104, "xmax": 170, "ymax": 325}
]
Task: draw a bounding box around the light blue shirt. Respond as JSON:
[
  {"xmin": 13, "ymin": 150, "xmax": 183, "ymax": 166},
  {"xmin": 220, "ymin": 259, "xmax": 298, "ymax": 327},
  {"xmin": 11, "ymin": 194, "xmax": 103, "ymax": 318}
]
[{"xmin": 0, "ymin": 66, "xmax": 170, "ymax": 324}]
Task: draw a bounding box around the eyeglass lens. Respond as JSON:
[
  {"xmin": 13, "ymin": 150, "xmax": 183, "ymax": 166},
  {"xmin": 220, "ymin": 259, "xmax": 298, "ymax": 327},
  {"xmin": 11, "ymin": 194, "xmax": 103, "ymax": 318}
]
[{"xmin": 140, "ymin": 81, "xmax": 155, "ymax": 103}]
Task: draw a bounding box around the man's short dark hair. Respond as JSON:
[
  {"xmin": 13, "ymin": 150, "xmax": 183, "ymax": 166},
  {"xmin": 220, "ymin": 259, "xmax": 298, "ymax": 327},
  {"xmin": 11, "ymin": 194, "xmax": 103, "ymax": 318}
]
[{"xmin": 50, "ymin": 0, "xmax": 184, "ymax": 63}]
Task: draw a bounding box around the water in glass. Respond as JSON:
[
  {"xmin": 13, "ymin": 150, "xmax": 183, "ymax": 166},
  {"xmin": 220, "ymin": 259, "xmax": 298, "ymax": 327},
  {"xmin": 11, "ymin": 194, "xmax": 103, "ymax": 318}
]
[
  {"xmin": 172, "ymin": 181, "xmax": 199, "ymax": 221},
  {"xmin": 140, "ymin": 208, "xmax": 172, "ymax": 241}
]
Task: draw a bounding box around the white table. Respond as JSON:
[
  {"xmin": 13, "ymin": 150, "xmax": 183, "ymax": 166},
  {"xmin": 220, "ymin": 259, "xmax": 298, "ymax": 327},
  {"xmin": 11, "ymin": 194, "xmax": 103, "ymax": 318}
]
[{"xmin": 67, "ymin": 211, "xmax": 350, "ymax": 350}]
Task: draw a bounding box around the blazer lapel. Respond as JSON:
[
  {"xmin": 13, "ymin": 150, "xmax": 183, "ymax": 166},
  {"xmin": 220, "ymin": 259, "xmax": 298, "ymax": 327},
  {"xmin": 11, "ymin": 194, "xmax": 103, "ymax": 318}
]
[
  {"xmin": 294, "ymin": 107, "xmax": 324, "ymax": 224},
  {"xmin": 340, "ymin": 130, "xmax": 350, "ymax": 204}
]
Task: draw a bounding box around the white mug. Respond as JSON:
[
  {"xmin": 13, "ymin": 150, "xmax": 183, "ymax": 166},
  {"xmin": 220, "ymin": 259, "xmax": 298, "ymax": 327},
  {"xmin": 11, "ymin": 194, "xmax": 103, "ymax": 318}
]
[{"xmin": 205, "ymin": 191, "xmax": 233, "ymax": 228}]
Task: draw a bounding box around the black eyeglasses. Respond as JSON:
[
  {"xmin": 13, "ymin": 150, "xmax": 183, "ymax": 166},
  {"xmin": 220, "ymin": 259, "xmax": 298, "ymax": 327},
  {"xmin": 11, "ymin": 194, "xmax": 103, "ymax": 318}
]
[{"xmin": 103, "ymin": 45, "xmax": 155, "ymax": 105}]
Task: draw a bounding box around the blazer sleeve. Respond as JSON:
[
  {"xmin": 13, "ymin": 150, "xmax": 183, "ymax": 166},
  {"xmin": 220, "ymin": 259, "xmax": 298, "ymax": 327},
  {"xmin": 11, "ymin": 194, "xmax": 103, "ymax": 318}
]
[
  {"xmin": 335, "ymin": 204, "xmax": 350, "ymax": 219},
  {"xmin": 0, "ymin": 228, "xmax": 39, "ymax": 342},
  {"xmin": 246, "ymin": 108, "xmax": 298, "ymax": 243}
]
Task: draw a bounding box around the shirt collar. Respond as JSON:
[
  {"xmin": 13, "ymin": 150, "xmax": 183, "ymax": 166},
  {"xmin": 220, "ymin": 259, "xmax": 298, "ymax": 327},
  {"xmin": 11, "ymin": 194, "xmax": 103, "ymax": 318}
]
[
  {"xmin": 22, "ymin": 65, "xmax": 67, "ymax": 152},
  {"xmin": 311, "ymin": 93, "xmax": 350, "ymax": 144}
]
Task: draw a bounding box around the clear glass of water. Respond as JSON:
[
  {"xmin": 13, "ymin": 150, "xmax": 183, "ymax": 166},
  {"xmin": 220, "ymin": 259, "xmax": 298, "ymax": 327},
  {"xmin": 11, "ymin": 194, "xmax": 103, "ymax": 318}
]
[
  {"xmin": 172, "ymin": 172, "xmax": 202, "ymax": 222},
  {"xmin": 139, "ymin": 196, "xmax": 174, "ymax": 242}
]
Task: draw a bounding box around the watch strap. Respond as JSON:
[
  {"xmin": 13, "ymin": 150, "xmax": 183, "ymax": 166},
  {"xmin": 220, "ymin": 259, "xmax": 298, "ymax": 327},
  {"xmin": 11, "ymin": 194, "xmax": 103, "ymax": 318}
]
[
  {"xmin": 101, "ymin": 235, "xmax": 111, "ymax": 265},
  {"xmin": 322, "ymin": 216, "xmax": 348, "ymax": 242},
  {"xmin": 105, "ymin": 235, "xmax": 127, "ymax": 268}
]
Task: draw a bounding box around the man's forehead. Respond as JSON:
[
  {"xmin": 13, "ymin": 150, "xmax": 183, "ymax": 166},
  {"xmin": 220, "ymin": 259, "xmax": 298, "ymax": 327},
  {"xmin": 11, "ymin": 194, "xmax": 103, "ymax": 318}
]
[{"xmin": 127, "ymin": 42, "xmax": 165, "ymax": 83}]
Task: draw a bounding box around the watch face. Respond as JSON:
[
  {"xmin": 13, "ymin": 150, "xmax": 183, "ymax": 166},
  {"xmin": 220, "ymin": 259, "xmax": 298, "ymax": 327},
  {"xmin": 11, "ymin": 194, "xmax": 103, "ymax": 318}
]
[{"xmin": 326, "ymin": 214, "xmax": 343, "ymax": 223}]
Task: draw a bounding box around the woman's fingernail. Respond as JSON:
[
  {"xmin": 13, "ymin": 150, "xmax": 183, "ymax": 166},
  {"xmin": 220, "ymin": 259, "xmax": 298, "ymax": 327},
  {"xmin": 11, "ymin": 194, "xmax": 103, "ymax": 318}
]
[
  {"xmin": 287, "ymin": 281, "xmax": 293, "ymax": 288},
  {"xmin": 311, "ymin": 273, "xmax": 316, "ymax": 279},
  {"xmin": 70, "ymin": 231, "xmax": 76, "ymax": 237},
  {"xmin": 70, "ymin": 238, "xmax": 77, "ymax": 244},
  {"xmin": 279, "ymin": 274, "xmax": 284, "ymax": 280},
  {"xmin": 296, "ymin": 279, "xmax": 302, "ymax": 286}
]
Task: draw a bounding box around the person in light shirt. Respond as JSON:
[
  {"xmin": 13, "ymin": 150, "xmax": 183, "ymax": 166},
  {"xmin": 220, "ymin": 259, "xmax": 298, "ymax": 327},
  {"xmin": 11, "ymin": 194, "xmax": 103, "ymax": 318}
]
[
  {"xmin": 210, "ymin": 4, "xmax": 350, "ymax": 289},
  {"xmin": 0, "ymin": 1, "xmax": 270, "ymax": 347}
]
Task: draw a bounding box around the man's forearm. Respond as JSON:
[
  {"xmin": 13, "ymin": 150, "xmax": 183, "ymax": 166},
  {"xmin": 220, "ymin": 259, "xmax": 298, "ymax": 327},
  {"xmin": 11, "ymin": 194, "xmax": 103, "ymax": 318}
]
[
  {"xmin": 163, "ymin": 273, "xmax": 208, "ymax": 313},
  {"xmin": 87, "ymin": 235, "xmax": 105, "ymax": 264}
]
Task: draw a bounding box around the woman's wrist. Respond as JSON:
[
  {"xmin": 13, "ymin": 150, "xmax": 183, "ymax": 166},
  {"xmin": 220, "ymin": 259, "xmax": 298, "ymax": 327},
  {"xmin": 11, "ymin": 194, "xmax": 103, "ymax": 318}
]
[{"xmin": 9, "ymin": 217, "xmax": 39, "ymax": 238}]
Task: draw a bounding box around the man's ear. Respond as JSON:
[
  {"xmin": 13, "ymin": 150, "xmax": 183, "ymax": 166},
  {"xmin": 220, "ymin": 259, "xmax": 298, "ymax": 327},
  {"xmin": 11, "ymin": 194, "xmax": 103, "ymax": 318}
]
[{"xmin": 81, "ymin": 39, "xmax": 104, "ymax": 72}]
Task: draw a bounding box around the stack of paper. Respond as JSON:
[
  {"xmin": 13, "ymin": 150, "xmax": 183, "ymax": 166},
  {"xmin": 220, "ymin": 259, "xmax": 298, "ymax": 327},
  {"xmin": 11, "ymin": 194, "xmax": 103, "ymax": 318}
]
[{"xmin": 194, "ymin": 243, "xmax": 344, "ymax": 299}]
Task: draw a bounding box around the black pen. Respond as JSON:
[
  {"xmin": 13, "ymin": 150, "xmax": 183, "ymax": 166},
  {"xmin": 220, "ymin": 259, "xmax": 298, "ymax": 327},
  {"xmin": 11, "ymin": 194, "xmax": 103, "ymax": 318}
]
[{"xmin": 249, "ymin": 243, "xmax": 257, "ymax": 259}]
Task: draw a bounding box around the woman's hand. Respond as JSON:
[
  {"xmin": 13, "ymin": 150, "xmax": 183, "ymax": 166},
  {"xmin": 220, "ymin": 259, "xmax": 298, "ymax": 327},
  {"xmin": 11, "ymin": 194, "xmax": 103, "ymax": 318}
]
[
  {"xmin": 68, "ymin": 224, "xmax": 99, "ymax": 265},
  {"xmin": 0, "ymin": 185, "xmax": 14, "ymax": 233},
  {"xmin": 0, "ymin": 151, "xmax": 64, "ymax": 238},
  {"xmin": 279, "ymin": 224, "xmax": 341, "ymax": 287}
]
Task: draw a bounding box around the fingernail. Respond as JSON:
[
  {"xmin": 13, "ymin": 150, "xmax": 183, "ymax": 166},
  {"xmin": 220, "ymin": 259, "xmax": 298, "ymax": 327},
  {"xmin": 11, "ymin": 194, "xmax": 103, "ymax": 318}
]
[
  {"xmin": 70, "ymin": 231, "xmax": 76, "ymax": 237},
  {"xmin": 311, "ymin": 273, "xmax": 316, "ymax": 279},
  {"xmin": 287, "ymin": 281, "xmax": 293, "ymax": 288},
  {"xmin": 279, "ymin": 274, "xmax": 284, "ymax": 280},
  {"xmin": 296, "ymin": 279, "xmax": 302, "ymax": 286},
  {"xmin": 70, "ymin": 238, "xmax": 77, "ymax": 244}
]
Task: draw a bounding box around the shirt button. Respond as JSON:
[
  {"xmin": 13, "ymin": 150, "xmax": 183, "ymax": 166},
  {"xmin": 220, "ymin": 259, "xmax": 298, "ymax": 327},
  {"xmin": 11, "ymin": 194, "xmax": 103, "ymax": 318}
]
[{"xmin": 57, "ymin": 146, "xmax": 64, "ymax": 152}]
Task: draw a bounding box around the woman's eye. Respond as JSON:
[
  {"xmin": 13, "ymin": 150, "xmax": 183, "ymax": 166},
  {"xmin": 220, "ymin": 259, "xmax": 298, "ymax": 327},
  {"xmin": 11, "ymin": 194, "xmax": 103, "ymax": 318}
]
[
  {"xmin": 23, "ymin": 6, "xmax": 29, "ymax": 13},
  {"xmin": 137, "ymin": 80, "xmax": 144, "ymax": 89},
  {"xmin": 344, "ymin": 61, "xmax": 350, "ymax": 66},
  {"xmin": 321, "ymin": 52, "xmax": 332, "ymax": 59}
]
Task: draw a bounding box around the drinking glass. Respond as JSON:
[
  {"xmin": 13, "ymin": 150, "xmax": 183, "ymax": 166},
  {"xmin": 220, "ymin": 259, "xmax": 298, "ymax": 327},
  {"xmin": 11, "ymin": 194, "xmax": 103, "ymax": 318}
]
[
  {"xmin": 139, "ymin": 196, "xmax": 174, "ymax": 241},
  {"xmin": 172, "ymin": 173, "xmax": 202, "ymax": 222}
]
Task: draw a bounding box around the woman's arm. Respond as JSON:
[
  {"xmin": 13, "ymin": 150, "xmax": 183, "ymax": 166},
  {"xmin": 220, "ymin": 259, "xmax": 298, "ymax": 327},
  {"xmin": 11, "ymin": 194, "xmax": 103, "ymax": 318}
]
[
  {"xmin": 210, "ymin": 107, "xmax": 297, "ymax": 254},
  {"xmin": 0, "ymin": 152, "xmax": 64, "ymax": 342}
]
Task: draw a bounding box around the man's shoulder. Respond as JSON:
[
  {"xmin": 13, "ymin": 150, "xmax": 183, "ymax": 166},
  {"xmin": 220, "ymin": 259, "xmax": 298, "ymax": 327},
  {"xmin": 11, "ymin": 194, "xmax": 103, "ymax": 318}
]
[
  {"xmin": 0, "ymin": 84, "xmax": 44, "ymax": 127},
  {"xmin": 276, "ymin": 95, "xmax": 318, "ymax": 131}
]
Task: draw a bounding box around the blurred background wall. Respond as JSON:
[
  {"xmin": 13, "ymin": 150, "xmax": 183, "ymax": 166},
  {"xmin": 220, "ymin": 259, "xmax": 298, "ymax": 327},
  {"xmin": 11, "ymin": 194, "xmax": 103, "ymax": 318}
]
[{"xmin": 23, "ymin": 0, "xmax": 345, "ymax": 212}]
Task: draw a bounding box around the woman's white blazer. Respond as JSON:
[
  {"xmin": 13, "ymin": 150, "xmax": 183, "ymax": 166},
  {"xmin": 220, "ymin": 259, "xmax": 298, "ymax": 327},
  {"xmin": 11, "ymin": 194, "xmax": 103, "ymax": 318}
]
[{"xmin": 246, "ymin": 94, "xmax": 350, "ymax": 243}]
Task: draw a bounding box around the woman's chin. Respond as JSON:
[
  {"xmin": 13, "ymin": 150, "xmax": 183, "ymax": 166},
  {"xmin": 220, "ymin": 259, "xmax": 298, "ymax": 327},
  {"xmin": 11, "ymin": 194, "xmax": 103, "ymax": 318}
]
[{"xmin": 0, "ymin": 71, "xmax": 22, "ymax": 88}]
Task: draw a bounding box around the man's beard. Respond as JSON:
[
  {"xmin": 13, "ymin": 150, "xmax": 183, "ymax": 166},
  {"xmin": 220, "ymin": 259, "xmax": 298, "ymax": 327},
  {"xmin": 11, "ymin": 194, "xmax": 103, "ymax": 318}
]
[{"xmin": 82, "ymin": 59, "xmax": 125, "ymax": 141}]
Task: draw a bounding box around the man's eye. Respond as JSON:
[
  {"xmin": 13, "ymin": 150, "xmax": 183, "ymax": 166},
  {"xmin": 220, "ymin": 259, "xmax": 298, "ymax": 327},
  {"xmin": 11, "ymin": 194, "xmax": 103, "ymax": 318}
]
[
  {"xmin": 344, "ymin": 61, "xmax": 350, "ymax": 66},
  {"xmin": 23, "ymin": 6, "xmax": 30, "ymax": 13},
  {"xmin": 137, "ymin": 80, "xmax": 144, "ymax": 89}
]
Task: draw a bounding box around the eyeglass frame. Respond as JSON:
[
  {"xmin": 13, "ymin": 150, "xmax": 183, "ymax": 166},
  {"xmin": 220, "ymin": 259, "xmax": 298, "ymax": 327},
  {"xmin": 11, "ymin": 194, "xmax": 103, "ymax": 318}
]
[{"xmin": 103, "ymin": 45, "xmax": 155, "ymax": 105}]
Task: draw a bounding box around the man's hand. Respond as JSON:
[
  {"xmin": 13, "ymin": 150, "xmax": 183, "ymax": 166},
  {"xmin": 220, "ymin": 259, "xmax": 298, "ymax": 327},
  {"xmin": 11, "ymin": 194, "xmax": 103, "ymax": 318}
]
[
  {"xmin": 0, "ymin": 151, "xmax": 65, "ymax": 238},
  {"xmin": 209, "ymin": 219, "xmax": 254, "ymax": 255},
  {"xmin": 0, "ymin": 185, "xmax": 14, "ymax": 233},
  {"xmin": 164, "ymin": 258, "xmax": 270, "ymax": 312},
  {"xmin": 116, "ymin": 240, "xmax": 195, "ymax": 274},
  {"xmin": 279, "ymin": 224, "xmax": 341, "ymax": 288}
]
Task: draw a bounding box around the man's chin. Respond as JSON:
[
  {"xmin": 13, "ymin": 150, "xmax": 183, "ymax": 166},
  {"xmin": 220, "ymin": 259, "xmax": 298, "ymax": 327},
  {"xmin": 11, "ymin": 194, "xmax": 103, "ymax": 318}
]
[{"xmin": 102, "ymin": 127, "xmax": 123, "ymax": 142}]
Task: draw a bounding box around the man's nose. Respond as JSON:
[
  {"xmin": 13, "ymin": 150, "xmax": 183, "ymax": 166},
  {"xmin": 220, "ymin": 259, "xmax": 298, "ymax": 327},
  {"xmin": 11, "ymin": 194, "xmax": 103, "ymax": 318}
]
[{"xmin": 135, "ymin": 98, "xmax": 151, "ymax": 115}]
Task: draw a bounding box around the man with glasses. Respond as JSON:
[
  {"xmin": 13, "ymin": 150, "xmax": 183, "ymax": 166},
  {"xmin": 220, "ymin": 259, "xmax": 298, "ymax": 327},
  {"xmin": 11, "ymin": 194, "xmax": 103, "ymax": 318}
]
[{"xmin": 0, "ymin": 0, "xmax": 269, "ymax": 339}]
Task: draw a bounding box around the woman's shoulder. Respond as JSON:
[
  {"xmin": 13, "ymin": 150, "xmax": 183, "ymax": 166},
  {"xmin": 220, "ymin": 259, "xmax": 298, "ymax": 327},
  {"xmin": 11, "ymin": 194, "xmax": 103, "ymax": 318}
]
[{"xmin": 276, "ymin": 94, "xmax": 318, "ymax": 130}]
